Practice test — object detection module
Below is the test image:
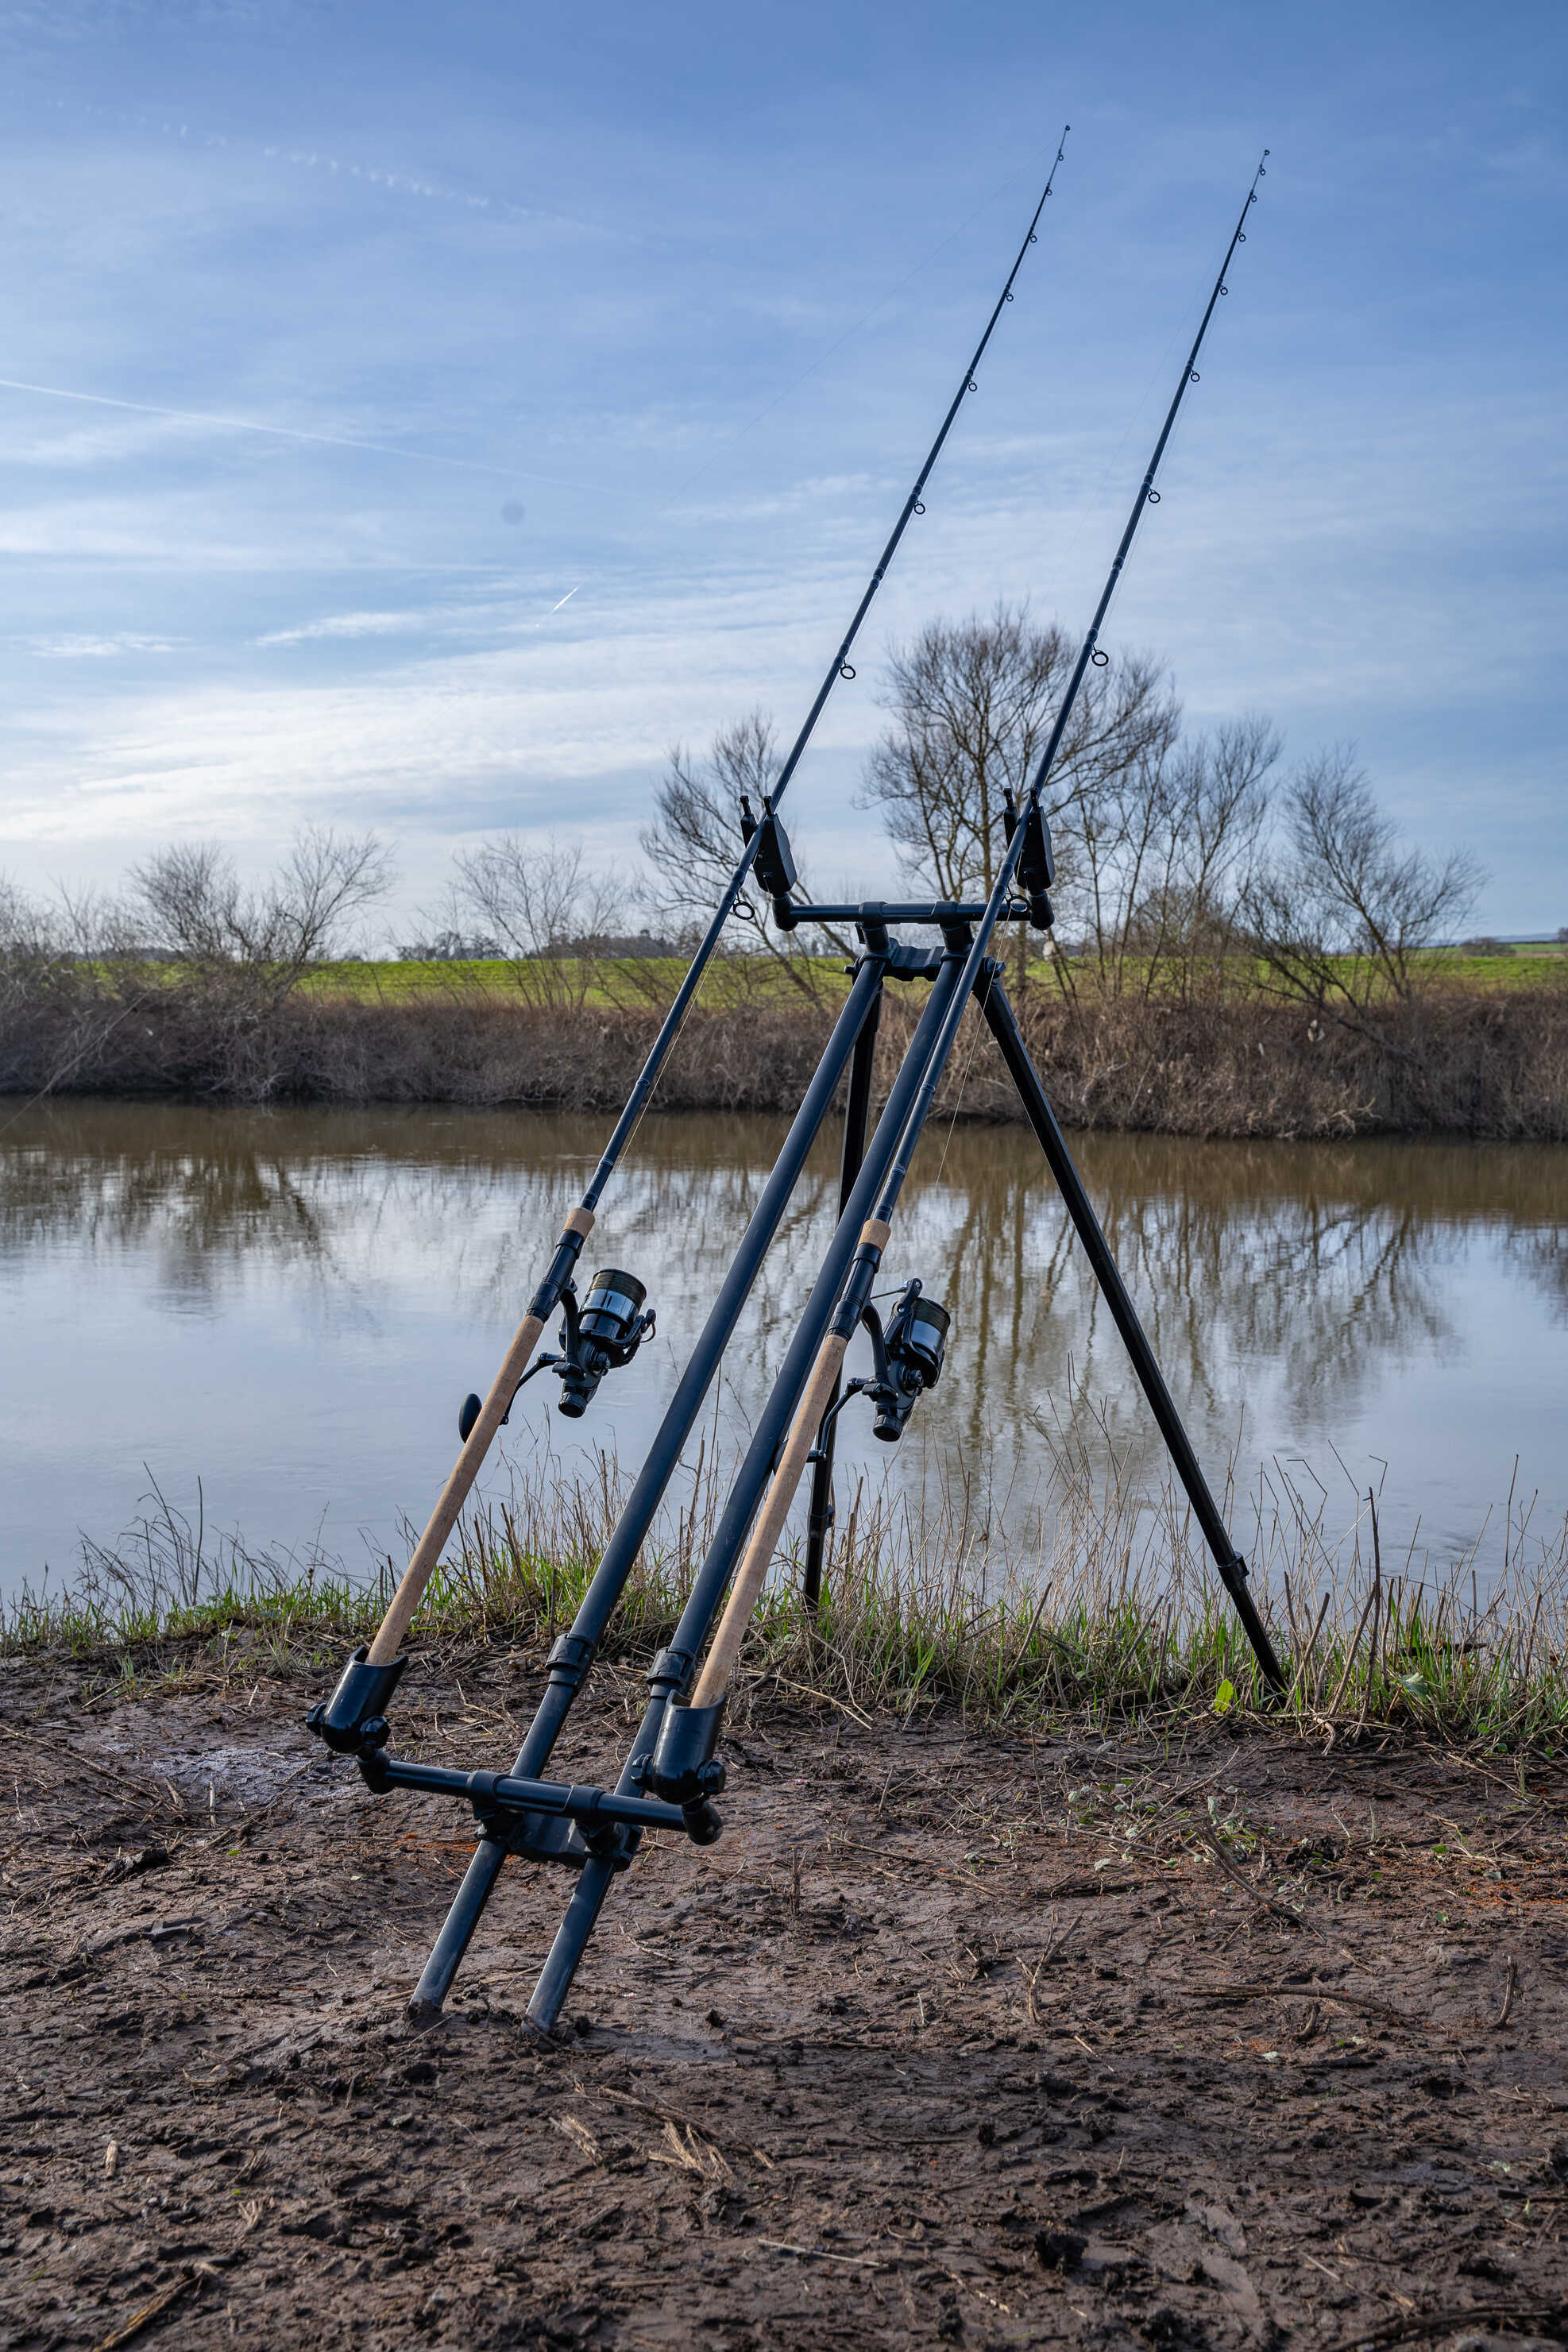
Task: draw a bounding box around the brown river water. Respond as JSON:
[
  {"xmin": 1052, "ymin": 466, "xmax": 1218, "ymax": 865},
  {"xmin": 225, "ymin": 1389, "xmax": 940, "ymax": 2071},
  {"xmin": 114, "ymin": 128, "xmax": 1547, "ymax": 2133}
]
[{"xmin": 2, "ymin": 1099, "xmax": 1565, "ymax": 1605}]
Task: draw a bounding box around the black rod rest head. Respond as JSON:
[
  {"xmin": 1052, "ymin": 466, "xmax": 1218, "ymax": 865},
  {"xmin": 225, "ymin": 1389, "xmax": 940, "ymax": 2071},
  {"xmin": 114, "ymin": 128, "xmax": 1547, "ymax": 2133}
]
[
  {"xmin": 739, "ymin": 801, "xmax": 798, "ymax": 901},
  {"xmin": 650, "ymin": 1699, "xmax": 727, "ymax": 1845},
  {"xmin": 305, "ymin": 1644, "xmax": 408, "ymax": 1756},
  {"xmin": 1002, "ymin": 796, "xmax": 1056, "ymax": 931}
]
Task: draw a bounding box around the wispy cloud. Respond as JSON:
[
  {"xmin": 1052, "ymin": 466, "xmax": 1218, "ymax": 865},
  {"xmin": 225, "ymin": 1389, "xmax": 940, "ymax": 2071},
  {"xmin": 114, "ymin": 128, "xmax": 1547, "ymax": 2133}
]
[
  {"xmin": 255, "ymin": 610, "xmax": 426, "ymax": 647},
  {"xmin": 23, "ymin": 631, "xmax": 177, "ymax": 658}
]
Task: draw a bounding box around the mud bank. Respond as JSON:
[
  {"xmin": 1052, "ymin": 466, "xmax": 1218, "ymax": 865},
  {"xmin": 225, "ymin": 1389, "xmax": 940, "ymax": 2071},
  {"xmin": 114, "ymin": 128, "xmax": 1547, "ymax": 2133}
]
[{"xmin": 4, "ymin": 1646, "xmax": 1567, "ymax": 2350}]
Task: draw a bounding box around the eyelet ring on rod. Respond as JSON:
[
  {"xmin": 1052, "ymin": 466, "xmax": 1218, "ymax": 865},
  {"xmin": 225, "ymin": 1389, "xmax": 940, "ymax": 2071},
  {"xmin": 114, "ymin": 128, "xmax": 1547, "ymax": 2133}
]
[
  {"xmin": 967, "ymin": 378, "xmax": 979, "ymax": 392},
  {"xmin": 1091, "ymin": 648, "xmax": 1110, "ymax": 668},
  {"xmin": 1004, "ymin": 289, "xmax": 1014, "ymax": 301},
  {"xmin": 1220, "ymin": 284, "xmax": 1229, "ymax": 295},
  {"xmin": 1146, "ymin": 489, "xmax": 1161, "ymax": 504},
  {"xmin": 840, "ymin": 662, "xmax": 856, "ymax": 681},
  {"xmin": 1190, "ymin": 370, "xmax": 1201, "ymax": 383},
  {"xmin": 913, "ymin": 500, "xmax": 925, "ymax": 516}
]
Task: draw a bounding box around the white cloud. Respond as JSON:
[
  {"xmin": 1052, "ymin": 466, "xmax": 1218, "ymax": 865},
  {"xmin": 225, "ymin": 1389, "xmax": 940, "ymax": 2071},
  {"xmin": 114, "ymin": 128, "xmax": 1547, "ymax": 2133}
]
[
  {"xmin": 23, "ymin": 630, "xmax": 177, "ymax": 658},
  {"xmin": 255, "ymin": 610, "xmax": 427, "ymax": 647}
]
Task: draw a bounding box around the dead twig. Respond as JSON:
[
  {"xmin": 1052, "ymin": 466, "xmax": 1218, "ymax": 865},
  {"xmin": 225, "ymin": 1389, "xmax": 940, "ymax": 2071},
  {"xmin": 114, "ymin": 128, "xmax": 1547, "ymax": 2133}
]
[
  {"xmin": 91, "ymin": 2267, "xmax": 206, "ymax": 2351},
  {"xmin": 1327, "ymin": 2300, "xmax": 1567, "ymax": 2352},
  {"xmin": 1195, "ymin": 1821, "xmax": 1323, "ymax": 1938},
  {"xmin": 1490, "ymin": 1951, "xmax": 1519, "ymax": 2030}
]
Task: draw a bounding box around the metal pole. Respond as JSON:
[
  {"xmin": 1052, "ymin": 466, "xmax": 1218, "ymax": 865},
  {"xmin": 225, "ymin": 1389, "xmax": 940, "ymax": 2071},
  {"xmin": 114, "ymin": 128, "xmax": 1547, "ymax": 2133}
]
[
  {"xmin": 523, "ymin": 950, "xmax": 969, "ymax": 2030},
  {"xmin": 803, "ymin": 994, "xmax": 882, "ymax": 1611},
  {"xmin": 408, "ymin": 955, "xmax": 886, "ymax": 2022},
  {"xmin": 974, "ymin": 966, "xmax": 1284, "ymax": 1686}
]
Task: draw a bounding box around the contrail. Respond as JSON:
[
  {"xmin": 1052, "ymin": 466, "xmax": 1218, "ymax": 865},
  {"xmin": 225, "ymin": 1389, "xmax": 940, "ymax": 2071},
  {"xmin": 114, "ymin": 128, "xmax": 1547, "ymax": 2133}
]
[
  {"xmin": 0, "ymin": 375, "xmax": 612, "ymax": 492},
  {"xmin": 546, "ymin": 585, "xmax": 582, "ymax": 612}
]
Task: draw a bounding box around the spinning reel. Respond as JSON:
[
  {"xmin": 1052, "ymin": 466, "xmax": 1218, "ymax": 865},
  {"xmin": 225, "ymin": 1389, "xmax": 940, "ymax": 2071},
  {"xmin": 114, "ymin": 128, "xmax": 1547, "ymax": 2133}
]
[
  {"xmin": 815, "ymin": 1276, "xmax": 952, "ymax": 1450},
  {"xmin": 458, "ymin": 1268, "xmax": 655, "ymax": 1442}
]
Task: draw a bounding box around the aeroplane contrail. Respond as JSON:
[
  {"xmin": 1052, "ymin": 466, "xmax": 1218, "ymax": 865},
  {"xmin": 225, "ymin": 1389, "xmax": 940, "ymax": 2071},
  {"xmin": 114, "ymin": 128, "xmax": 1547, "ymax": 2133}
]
[{"xmin": 0, "ymin": 375, "xmax": 609, "ymax": 492}]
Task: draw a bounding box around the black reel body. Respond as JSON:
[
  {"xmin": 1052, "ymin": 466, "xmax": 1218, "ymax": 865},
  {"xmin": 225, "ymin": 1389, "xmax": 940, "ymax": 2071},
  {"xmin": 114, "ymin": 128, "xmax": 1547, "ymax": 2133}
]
[
  {"xmin": 808, "ymin": 1276, "xmax": 952, "ymax": 1455},
  {"xmin": 458, "ymin": 1266, "xmax": 655, "ymax": 1442},
  {"xmin": 869, "ymin": 1280, "xmax": 951, "ymax": 1441},
  {"xmin": 558, "ymin": 1268, "xmax": 654, "ymax": 1418}
]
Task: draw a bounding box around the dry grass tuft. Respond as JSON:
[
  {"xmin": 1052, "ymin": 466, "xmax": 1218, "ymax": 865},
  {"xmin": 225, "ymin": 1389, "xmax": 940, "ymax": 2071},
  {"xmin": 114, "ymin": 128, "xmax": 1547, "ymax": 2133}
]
[{"xmin": 8, "ymin": 1434, "xmax": 1565, "ymax": 1751}]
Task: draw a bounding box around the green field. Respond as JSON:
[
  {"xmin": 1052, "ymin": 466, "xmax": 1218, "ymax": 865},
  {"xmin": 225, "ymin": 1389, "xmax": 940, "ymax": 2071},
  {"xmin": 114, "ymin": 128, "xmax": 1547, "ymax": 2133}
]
[{"xmin": 299, "ymin": 940, "xmax": 1568, "ymax": 1006}]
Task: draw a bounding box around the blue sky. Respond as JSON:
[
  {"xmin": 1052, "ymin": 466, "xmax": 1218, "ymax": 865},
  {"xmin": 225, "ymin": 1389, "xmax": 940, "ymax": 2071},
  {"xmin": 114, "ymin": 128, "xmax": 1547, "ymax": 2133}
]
[{"xmin": 0, "ymin": 0, "xmax": 1562, "ymax": 937}]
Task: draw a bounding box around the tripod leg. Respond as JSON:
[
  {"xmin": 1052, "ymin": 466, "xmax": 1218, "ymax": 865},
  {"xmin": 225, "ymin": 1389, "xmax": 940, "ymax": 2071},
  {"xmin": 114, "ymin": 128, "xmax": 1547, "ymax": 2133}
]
[
  {"xmin": 522, "ymin": 954, "xmax": 971, "ymax": 2030},
  {"xmin": 407, "ymin": 956, "xmax": 889, "ymax": 2022},
  {"xmin": 803, "ymin": 993, "xmax": 881, "ymax": 1612},
  {"xmin": 975, "ymin": 968, "xmax": 1284, "ymax": 1689}
]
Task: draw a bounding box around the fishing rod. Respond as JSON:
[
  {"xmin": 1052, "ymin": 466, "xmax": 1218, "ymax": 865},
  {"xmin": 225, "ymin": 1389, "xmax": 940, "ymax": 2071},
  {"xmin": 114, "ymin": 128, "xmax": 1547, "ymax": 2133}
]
[
  {"xmin": 355, "ymin": 132, "xmax": 1072, "ymax": 1677},
  {"xmin": 687, "ymin": 150, "xmax": 1284, "ymax": 1721},
  {"xmin": 307, "ymin": 149, "xmax": 1288, "ymax": 2054},
  {"xmin": 493, "ymin": 150, "xmax": 1285, "ymax": 2037}
]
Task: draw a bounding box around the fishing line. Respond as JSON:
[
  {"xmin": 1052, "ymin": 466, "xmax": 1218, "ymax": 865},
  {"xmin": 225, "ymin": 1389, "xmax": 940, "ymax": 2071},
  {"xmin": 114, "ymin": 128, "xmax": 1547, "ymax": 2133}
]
[
  {"xmin": 502, "ymin": 164, "xmax": 1068, "ymax": 636},
  {"xmin": 648, "ymin": 168, "xmax": 1049, "ymax": 524}
]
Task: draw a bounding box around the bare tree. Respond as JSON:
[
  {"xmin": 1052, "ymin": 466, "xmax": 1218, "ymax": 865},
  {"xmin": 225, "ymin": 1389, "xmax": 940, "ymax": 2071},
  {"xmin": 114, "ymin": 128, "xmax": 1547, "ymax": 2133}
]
[
  {"xmin": 640, "ymin": 709, "xmax": 844, "ymax": 1002},
  {"xmin": 861, "ymin": 604, "xmax": 1180, "ymax": 903},
  {"xmin": 132, "ymin": 827, "xmax": 394, "ymax": 1004},
  {"xmin": 447, "ymin": 834, "xmax": 620, "ymax": 1010},
  {"xmin": 1240, "ymin": 747, "xmax": 1485, "ymax": 1027},
  {"xmin": 1068, "ymin": 713, "xmax": 1282, "ymax": 1000}
]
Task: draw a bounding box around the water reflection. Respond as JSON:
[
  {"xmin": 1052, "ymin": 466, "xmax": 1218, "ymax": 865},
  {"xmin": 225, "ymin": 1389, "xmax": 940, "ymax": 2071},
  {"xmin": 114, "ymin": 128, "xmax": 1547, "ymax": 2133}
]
[{"xmin": 2, "ymin": 1100, "xmax": 1565, "ymax": 1592}]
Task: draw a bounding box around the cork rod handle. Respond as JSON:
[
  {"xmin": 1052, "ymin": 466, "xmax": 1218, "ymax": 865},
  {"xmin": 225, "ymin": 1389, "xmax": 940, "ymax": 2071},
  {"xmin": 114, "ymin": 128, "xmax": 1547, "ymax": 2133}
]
[
  {"xmin": 689, "ymin": 1219, "xmax": 890, "ymax": 1707},
  {"xmin": 366, "ymin": 1207, "xmax": 593, "ymax": 1665}
]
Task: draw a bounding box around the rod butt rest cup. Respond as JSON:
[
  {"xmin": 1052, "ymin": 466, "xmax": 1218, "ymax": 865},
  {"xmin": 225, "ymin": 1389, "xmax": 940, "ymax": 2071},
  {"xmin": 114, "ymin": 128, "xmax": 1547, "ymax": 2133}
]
[
  {"xmin": 305, "ymin": 1644, "xmax": 409, "ymax": 1755},
  {"xmin": 649, "ymin": 1698, "xmax": 727, "ymax": 1806}
]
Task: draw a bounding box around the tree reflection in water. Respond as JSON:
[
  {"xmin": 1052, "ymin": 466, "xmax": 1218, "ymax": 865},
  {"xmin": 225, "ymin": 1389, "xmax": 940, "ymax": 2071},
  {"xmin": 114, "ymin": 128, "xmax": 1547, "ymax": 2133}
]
[{"xmin": 3, "ymin": 1100, "xmax": 1566, "ymax": 1584}]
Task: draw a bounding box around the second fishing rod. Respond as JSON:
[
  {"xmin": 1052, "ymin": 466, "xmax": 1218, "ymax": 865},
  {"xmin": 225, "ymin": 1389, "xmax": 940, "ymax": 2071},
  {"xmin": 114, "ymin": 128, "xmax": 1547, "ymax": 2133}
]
[
  {"xmin": 507, "ymin": 149, "xmax": 1284, "ymax": 2035},
  {"xmin": 686, "ymin": 150, "xmax": 1284, "ymax": 1723},
  {"xmin": 357, "ymin": 134, "xmax": 1072, "ymax": 1683}
]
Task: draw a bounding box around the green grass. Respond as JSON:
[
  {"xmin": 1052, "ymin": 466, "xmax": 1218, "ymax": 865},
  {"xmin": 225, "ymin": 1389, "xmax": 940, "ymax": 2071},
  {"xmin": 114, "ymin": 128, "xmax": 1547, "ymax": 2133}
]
[
  {"xmin": 296, "ymin": 944, "xmax": 1568, "ymax": 1009},
  {"xmin": 9, "ymin": 1439, "xmax": 1565, "ymax": 1752}
]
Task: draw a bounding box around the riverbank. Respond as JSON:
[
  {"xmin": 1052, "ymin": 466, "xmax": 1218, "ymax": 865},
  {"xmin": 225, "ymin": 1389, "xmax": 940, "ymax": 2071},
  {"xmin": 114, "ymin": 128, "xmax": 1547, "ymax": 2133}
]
[
  {"xmin": 6, "ymin": 975, "xmax": 1568, "ymax": 1137},
  {"xmin": 4, "ymin": 1641, "xmax": 1566, "ymax": 2352},
  {"xmin": 10, "ymin": 1433, "xmax": 1566, "ymax": 1748}
]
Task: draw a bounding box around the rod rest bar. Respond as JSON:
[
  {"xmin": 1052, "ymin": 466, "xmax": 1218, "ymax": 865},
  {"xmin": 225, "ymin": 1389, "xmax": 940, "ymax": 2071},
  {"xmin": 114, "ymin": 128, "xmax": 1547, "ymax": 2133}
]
[
  {"xmin": 780, "ymin": 898, "xmax": 1034, "ymax": 928},
  {"xmin": 360, "ymin": 1750, "xmax": 723, "ymax": 1847}
]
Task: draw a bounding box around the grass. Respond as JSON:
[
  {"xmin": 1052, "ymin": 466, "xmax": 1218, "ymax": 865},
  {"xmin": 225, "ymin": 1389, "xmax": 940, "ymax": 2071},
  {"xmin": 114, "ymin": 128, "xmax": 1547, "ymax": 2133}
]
[
  {"xmin": 7, "ymin": 1435, "xmax": 1565, "ymax": 1754},
  {"xmin": 297, "ymin": 944, "xmax": 1568, "ymax": 1006}
]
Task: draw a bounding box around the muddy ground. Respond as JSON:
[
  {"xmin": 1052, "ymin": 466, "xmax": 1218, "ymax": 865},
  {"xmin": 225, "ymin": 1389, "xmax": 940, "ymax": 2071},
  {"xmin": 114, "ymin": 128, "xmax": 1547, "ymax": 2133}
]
[{"xmin": 3, "ymin": 1644, "xmax": 1566, "ymax": 2352}]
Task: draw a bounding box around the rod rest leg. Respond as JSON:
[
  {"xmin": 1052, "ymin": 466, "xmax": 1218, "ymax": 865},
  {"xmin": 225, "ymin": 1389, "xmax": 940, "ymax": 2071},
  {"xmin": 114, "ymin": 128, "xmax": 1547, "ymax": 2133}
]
[{"xmin": 304, "ymin": 1644, "xmax": 408, "ymax": 1756}]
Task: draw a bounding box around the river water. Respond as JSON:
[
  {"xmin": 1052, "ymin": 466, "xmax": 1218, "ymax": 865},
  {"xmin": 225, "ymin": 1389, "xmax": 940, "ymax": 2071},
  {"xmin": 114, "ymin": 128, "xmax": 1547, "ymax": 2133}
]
[{"xmin": 2, "ymin": 1100, "xmax": 1565, "ymax": 1605}]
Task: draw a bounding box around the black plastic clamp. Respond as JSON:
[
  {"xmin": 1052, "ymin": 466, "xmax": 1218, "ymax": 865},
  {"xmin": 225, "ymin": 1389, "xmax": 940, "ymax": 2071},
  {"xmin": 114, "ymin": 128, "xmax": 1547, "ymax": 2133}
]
[
  {"xmin": 545, "ymin": 1632, "xmax": 597, "ymax": 1690},
  {"xmin": 649, "ymin": 1699, "xmax": 727, "ymax": 1846},
  {"xmin": 304, "ymin": 1644, "xmax": 408, "ymax": 1757},
  {"xmin": 646, "ymin": 1645, "xmax": 696, "ymax": 1697}
]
